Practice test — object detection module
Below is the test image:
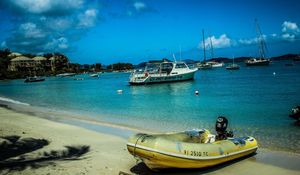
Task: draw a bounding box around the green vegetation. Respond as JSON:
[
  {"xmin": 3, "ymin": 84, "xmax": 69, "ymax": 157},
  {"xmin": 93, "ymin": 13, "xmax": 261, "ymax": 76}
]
[
  {"xmin": 0, "ymin": 49, "xmax": 75, "ymax": 80},
  {"xmin": 107, "ymin": 63, "xmax": 133, "ymax": 71},
  {"xmin": 0, "ymin": 49, "xmax": 13, "ymax": 79},
  {"xmin": 0, "ymin": 49, "xmax": 132, "ymax": 80}
]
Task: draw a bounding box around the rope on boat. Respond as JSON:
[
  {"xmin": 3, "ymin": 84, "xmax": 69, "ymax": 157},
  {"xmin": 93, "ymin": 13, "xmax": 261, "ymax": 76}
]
[{"xmin": 133, "ymin": 134, "xmax": 147, "ymax": 164}]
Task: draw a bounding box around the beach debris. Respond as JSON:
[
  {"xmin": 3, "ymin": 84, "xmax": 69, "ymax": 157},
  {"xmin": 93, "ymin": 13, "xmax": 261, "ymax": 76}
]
[
  {"xmin": 117, "ymin": 90, "xmax": 123, "ymax": 94},
  {"xmin": 273, "ymin": 72, "xmax": 276, "ymax": 76}
]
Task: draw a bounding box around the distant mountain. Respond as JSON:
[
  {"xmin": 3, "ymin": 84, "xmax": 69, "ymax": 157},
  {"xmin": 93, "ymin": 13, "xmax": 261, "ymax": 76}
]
[
  {"xmin": 134, "ymin": 53, "xmax": 300, "ymax": 68},
  {"xmin": 204, "ymin": 57, "xmax": 250, "ymax": 63},
  {"xmin": 270, "ymin": 54, "xmax": 300, "ymax": 61},
  {"xmin": 182, "ymin": 59, "xmax": 196, "ymax": 64}
]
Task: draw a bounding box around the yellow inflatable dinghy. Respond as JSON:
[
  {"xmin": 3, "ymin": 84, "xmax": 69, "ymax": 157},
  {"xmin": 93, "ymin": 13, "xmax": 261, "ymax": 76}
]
[{"xmin": 127, "ymin": 129, "xmax": 258, "ymax": 170}]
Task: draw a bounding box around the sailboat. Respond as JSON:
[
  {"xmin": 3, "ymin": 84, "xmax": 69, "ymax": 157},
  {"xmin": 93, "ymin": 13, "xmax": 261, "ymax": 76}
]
[
  {"xmin": 197, "ymin": 29, "xmax": 212, "ymax": 70},
  {"xmin": 207, "ymin": 36, "xmax": 224, "ymax": 68},
  {"xmin": 245, "ymin": 19, "xmax": 270, "ymax": 66},
  {"xmin": 226, "ymin": 56, "xmax": 240, "ymax": 70}
]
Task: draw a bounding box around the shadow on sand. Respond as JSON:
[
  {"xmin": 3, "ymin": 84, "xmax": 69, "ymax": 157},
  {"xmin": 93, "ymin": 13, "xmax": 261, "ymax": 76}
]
[
  {"xmin": 0, "ymin": 135, "xmax": 90, "ymax": 173},
  {"xmin": 130, "ymin": 153, "xmax": 256, "ymax": 175}
]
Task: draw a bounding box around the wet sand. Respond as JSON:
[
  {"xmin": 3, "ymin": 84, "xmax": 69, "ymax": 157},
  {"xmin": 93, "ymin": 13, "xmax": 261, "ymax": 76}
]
[{"xmin": 0, "ymin": 106, "xmax": 300, "ymax": 175}]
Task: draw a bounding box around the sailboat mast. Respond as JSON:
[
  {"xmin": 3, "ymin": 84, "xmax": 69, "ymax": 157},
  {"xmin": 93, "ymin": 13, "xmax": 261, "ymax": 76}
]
[
  {"xmin": 255, "ymin": 19, "xmax": 266, "ymax": 59},
  {"xmin": 202, "ymin": 29, "xmax": 206, "ymax": 62},
  {"xmin": 180, "ymin": 45, "xmax": 182, "ymax": 61},
  {"xmin": 209, "ymin": 36, "xmax": 214, "ymax": 59}
]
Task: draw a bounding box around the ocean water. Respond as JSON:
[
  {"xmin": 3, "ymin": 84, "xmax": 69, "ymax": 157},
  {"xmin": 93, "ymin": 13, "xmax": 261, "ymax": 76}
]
[{"xmin": 0, "ymin": 60, "xmax": 300, "ymax": 153}]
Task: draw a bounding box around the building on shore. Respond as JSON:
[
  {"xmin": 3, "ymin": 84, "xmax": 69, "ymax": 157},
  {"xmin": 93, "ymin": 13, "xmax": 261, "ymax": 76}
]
[
  {"xmin": 8, "ymin": 54, "xmax": 68, "ymax": 73},
  {"xmin": 8, "ymin": 56, "xmax": 35, "ymax": 71}
]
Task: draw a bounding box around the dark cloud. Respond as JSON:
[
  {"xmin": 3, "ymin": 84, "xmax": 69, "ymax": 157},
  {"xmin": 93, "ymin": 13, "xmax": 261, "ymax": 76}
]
[
  {"xmin": 0, "ymin": 0, "xmax": 100, "ymax": 54},
  {"xmin": 0, "ymin": 0, "xmax": 84, "ymax": 16},
  {"xmin": 0, "ymin": 0, "xmax": 158, "ymax": 54}
]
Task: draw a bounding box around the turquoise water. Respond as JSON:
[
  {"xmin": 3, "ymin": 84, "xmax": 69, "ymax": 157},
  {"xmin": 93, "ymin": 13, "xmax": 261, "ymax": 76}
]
[{"xmin": 0, "ymin": 60, "xmax": 300, "ymax": 152}]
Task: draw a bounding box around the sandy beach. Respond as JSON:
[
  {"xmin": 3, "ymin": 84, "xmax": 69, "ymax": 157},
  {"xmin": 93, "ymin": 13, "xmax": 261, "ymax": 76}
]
[{"xmin": 0, "ymin": 106, "xmax": 300, "ymax": 175}]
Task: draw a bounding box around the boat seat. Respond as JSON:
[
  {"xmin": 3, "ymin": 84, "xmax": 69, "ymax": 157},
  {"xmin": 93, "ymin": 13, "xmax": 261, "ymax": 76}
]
[{"xmin": 185, "ymin": 129, "xmax": 215, "ymax": 144}]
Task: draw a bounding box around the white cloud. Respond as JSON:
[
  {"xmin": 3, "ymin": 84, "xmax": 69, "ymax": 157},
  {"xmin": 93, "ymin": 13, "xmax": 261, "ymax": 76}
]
[
  {"xmin": 282, "ymin": 21, "xmax": 300, "ymax": 33},
  {"xmin": 2, "ymin": 0, "xmax": 99, "ymax": 54},
  {"xmin": 238, "ymin": 38, "xmax": 257, "ymax": 45},
  {"xmin": 78, "ymin": 8, "xmax": 98, "ymax": 28},
  {"xmin": 44, "ymin": 37, "xmax": 69, "ymax": 50},
  {"xmin": 133, "ymin": 2, "xmax": 146, "ymax": 11},
  {"xmin": 282, "ymin": 33, "xmax": 296, "ymax": 40},
  {"xmin": 58, "ymin": 37, "xmax": 69, "ymax": 49},
  {"xmin": 10, "ymin": 0, "xmax": 83, "ymax": 14},
  {"xmin": 19, "ymin": 22, "xmax": 46, "ymax": 39},
  {"xmin": 238, "ymin": 35, "xmax": 268, "ymax": 46},
  {"xmin": 199, "ymin": 34, "xmax": 232, "ymax": 49},
  {"xmin": 45, "ymin": 17, "xmax": 74, "ymax": 32},
  {"xmin": 281, "ymin": 21, "xmax": 299, "ymax": 41}
]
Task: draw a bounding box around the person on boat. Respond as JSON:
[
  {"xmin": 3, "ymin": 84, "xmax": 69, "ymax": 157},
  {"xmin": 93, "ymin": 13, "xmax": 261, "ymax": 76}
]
[{"xmin": 215, "ymin": 116, "xmax": 233, "ymax": 140}]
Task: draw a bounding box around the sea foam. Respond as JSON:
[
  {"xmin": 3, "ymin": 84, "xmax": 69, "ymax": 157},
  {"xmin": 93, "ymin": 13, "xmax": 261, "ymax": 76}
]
[{"xmin": 0, "ymin": 96, "xmax": 30, "ymax": 106}]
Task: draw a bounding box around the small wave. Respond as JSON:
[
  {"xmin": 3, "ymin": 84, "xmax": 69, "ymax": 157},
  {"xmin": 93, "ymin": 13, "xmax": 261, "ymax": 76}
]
[{"xmin": 0, "ymin": 96, "xmax": 30, "ymax": 106}]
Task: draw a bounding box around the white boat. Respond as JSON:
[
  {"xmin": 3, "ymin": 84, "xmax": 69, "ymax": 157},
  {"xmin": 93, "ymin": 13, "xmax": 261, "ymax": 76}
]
[
  {"xmin": 197, "ymin": 62, "xmax": 212, "ymax": 70},
  {"xmin": 56, "ymin": 73, "xmax": 76, "ymax": 77},
  {"xmin": 90, "ymin": 73, "xmax": 99, "ymax": 77},
  {"xmin": 207, "ymin": 61, "xmax": 224, "ymax": 68},
  {"xmin": 245, "ymin": 58, "xmax": 270, "ymax": 66},
  {"xmin": 226, "ymin": 57, "xmax": 240, "ymax": 70},
  {"xmin": 129, "ymin": 61, "xmax": 197, "ymax": 85},
  {"xmin": 24, "ymin": 76, "xmax": 45, "ymax": 83},
  {"xmin": 197, "ymin": 29, "xmax": 213, "ymax": 70}
]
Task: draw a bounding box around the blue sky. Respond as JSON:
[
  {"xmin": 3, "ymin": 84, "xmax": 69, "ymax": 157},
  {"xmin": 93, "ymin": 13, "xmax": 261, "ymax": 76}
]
[{"xmin": 0, "ymin": 0, "xmax": 300, "ymax": 64}]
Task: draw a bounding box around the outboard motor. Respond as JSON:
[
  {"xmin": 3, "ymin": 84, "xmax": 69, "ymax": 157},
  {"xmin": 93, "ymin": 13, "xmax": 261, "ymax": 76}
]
[{"xmin": 215, "ymin": 116, "xmax": 233, "ymax": 140}]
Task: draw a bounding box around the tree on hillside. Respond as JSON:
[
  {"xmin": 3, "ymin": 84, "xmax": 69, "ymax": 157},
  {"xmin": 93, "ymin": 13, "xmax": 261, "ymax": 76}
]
[
  {"xmin": 0, "ymin": 49, "xmax": 12, "ymax": 79},
  {"xmin": 52, "ymin": 52, "xmax": 70, "ymax": 73},
  {"xmin": 107, "ymin": 63, "xmax": 133, "ymax": 71},
  {"xmin": 43, "ymin": 53, "xmax": 54, "ymax": 59},
  {"xmin": 95, "ymin": 63, "xmax": 102, "ymax": 71}
]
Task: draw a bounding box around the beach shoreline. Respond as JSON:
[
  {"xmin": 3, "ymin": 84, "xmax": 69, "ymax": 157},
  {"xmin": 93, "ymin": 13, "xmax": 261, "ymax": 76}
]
[
  {"xmin": 1, "ymin": 98, "xmax": 299, "ymax": 153},
  {"xmin": 0, "ymin": 102, "xmax": 300, "ymax": 174}
]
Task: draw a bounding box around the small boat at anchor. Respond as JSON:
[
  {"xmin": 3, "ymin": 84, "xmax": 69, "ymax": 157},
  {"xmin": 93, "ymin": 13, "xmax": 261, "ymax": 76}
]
[
  {"xmin": 127, "ymin": 117, "xmax": 258, "ymax": 170},
  {"xmin": 129, "ymin": 60, "xmax": 197, "ymax": 85},
  {"xmin": 245, "ymin": 19, "xmax": 270, "ymax": 66},
  {"xmin": 90, "ymin": 73, "xmax": 99, "ymax": 77},
  {"xmin": 197, "ymin": 62, "xmax": 213, "ymax": 70},
  {"xmin": 56, "ymin": 73, "xmax": 76, "ymax": 77},
  {"xmin": 226, "ymin": 57, "xmax": 240, "ymax": 70},
  {"xmin": 208, "ymin": 61, "xmax": 224, "ymax": 68},
  {"xmin": 24, "ymin": 76, "xmax": 45, "ymax": 83},
  {"xmin": 197, "ymin": 29, "xmax": 213, "ymax": 70},
  {"xmin": 245, "ymin": 58, "xmax": 270, "ymax": 66}
]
